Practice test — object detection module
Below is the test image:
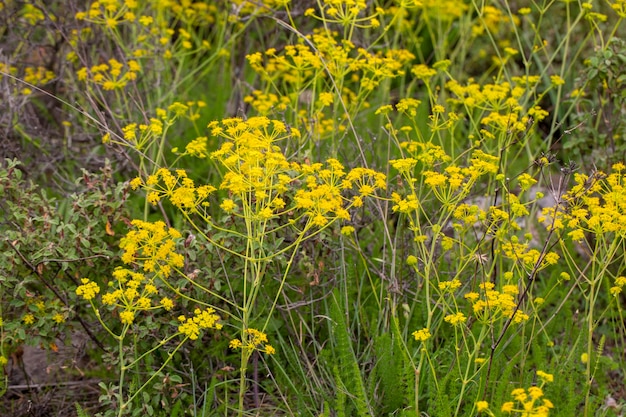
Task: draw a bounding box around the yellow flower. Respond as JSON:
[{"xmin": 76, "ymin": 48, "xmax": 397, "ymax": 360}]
[
  {"xmin": 119, "ymin": 310, "xmax": 135, "ymax": 325},
  {"xmin": 160, "ymin": 298, "xmax": 174, "ymax": 311},
  {"xmin": 528, "ymin": 386, "xmax": 544, "ymax": 399},
  {"xmin": 412, "ymin": 328, "xmax": 431, "ymax": 342},
  {"xmin": 550, "ymin": 75, "xmax": 565, "ymax": 86},
  {"xmin": 501, "ymin": 401, "xmax": 514, "ymax": 412},
  {"xmin": 23, "ymin": 314, "xmax": 35, "ymax": 325},
  {"xmin": 76, "ymin": 278, "xmax": 100, "ymax": 300},
  {"xmin": 476, "ymin": 401, "xmax": 489, "ymax": 412},
  {"xmin": 444, "ymin": 312, "xmax": 467, "ymax": 326},
  {"xmin": 438, "ymin": 279, "xmax": 461, "ymax": 292},
  {"xmin": 318, "ymin": 92, "xmax": 334, "ymax": 106},
  {"xmin": 179, "ymin": 308, "xmax": 222, "ymax": 340},
  {"xmin": 341, "ymin": 226, "xmax": 355, "ymax": 235},
  {"xmin": 536, "ymin": 370, "xmax": 554, "ymax": 383}
]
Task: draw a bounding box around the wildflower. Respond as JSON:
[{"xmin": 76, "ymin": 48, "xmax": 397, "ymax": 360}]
[
  {"xmin": 501, "ymin": 401, "xmax": 514, "ymax": 412},
  {"xmin": 390, "ymin": 158, "xmax": 417, "ymax": 174},
  {"xmin": 230, "ymin": 328, "xmax": 274, "ymax": 354},
  {"xmin": 536, "ymin": 370, "xmax": 554, "ymax": 383},
  {"xmin": 476, "ymin": 401, "xmax": 489, "ymax": 412},
  {"xmin": 23, "ymin": 314, "xmax": 35, "ymax": 325},
  {"xmin": 550, "ymin": 75, "xmax": 565, "ymax": 86},
  {"xmin": 76, "ymin": 278, "xmax": 100, "ymax": 300},
  {"xmin": 119, "ymin": 310, "xmax": 135, "ymax": 325},
  {"xmin": 438, "ymin": 279, "xmax": 461, "ymax": 292},
  {"xmin": 341, "ymin": 225, "xmax": 355, "ymax": 235},
  {"xmin": 411, "ymin": 64, "xmax": 437, "ymax": 80},
  {"xmin": 412, "ymin": 328, "xmax": 431, "ymax": 342},
  {"xmin": 444, "ymin": 312, "xmax": 467, "ymax": 326},
  {"xmin": 528, "ymin": 386, "xmax": 544, "ymax": 400},
  {"xmin": 517, "ymin": 173, "xmax": 537, "ymax": 191},
  {"xmin": 160, "ymin": 298, "xmax": 174, "ymax": 311},
  {"xmin": 179, "ymin": 320, "xmax": 201, "ymax": 340},
  {"xmin": 568, "ymin": 229, "xmax": 585, "ymax": 241},
  {"xmin": 178, "ymin": 308, "xmax": 222, "ymax": 340},
  {"xmin": 376, "ymin": 104, "xmax": 394, "ymax": 114},
  {"xmin": 185, "ymin": 137, "xmax": 208, "ymax": 158},
  {"xmin": 318, "ymin": 92, "xmax": 334, "ymax": 106},
  {"xmin": 119, "ymin": 220, "xmax": 184, "ymax": 274}
]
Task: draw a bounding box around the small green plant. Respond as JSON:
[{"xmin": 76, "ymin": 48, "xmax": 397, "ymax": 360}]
[{"xmin": 0, "ymin": 158, "xmax": 130, "ymax": 400}]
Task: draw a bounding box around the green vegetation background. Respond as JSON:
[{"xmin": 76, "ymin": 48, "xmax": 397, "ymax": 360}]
[{"xmin": 1, "ymin": 0, "xmax": 626, "ymax": 416}]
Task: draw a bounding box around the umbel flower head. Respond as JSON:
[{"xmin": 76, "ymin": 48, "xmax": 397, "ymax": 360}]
[
  {"xmin": 119, "ymin": 220, "xmax": 185, "ymax": 277},
  {"xmin": 229, "ymin": 328, "xmax": 276, "ymax": 355}
]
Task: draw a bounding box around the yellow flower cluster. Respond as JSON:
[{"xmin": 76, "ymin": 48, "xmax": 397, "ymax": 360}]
[
  {"xmin": 76, "ymin": 58, "xmax": 140, "ymax": 91},
  {"xmin": 305, "ymin": 1, "xmax": 382, "ymax": 28},
  {"xmin": 478, "ymin": 371, "xmax": 554, "ymax": 415},
  {"xmin": 391, "ymin": 146, "xmax": 499, "ymax": 207},
  {"xmin": 500, "ymin": 236, "xmax": 560, "ymax": 271},
  {"xmin": 101, "ymin": 268, "xmax": 174, "ymax": 324},
  {"xmin": 76, "ymin": 0, "xmax": 218, "ymax": 28},
  {"xmin": 106, "ymin": 101, "xmax": 201, "ymax": 147},
  {"xmin": 610, "ymin": 276, "xmax": 626, "ymax": 296},
  {"xmin": 471, "ymin": 5, "xmax": 519, "ymax": 38},
  {"xmin": 75, "ymin": 222, "xmax": 183, "ymax": 326},
  {"xmin": 500, "ymin": 372, "xmax": 554, "ymax": 415},
  {"xmin": 178, "ymin": 308, "xmax": 222, "ymax": 340},
  {"xmin": 23, "ymin": 313, "xmax": 35, "ymax": 325},
  {"xmin": 444, "ymin": 312, "xmax": 467, "ymax": 326},
  {"xmin": 438, "ymin": 278, "xmax": 461, "ymax": 293},
  {"xmin": 247, "ymin": 29, "xmax": 413, "ymax": 97},
  {"xmin": 231, "ymin": 0, "xmax": 290, "ymax": 15},
  {"xmin": 75, "ymin": 0, "xmax": 140, "ymax": 28},
  {"xmin": 75, "ymin": 1, "xmax": 216, "ymax": 61},
  {"xmin": 610, "ymin": 0, "xmax": 626, "ymax": 17},
  {"xmin": 136, "ymin": 168, "xmax": 217, "ymax": 213},
  {"xmin": 76, "ymin": 278, "xmax": 101, "ymax": 301},
  {"xmin": 19, "ymin": 3, "xmax": 46, "ymax": 25},
  {"xmin": 0, "ymin": 63, "xmax": 55, "ymax": 95},
  {"xmin": 415, "ymin": 0, "xmax": 468, "ymax": 21},
  {"xmin": 209, "ymin": 116, "xmax": 297, "ymax": 194},
  {"xmin": 207, "ymin": 116, "xmax": 385, "ymax": 227},
  {"xmin": 412, "ymin": 327, "xmax": 431, "ymax": 342},
  {"xmin": 541, "ymin": 163, "xmax": 626, "ymax": 240},
  {"xmin": 229, "ymin": 328, "xmax": 276, "ymax": 355},
  {"xmin": 21, "ymin": 66, "xmax": 56, "ymax": 95},
  {"xmin": 246, "ymin": 43, "xmax": 322, "ymax": 86},
  {"xmin": 464, "ymin": 282, "xmax": 529, "ymax": 324},
  {"xmin": 445, "ymin": 78, "xmax": 548, "ymax": 136},
  {"xmin": 294, "ymin": 161, "xmax": 386, "ymax": 226},
  {"xmin": 243, "ymin": 90, "xmax": 292, "ymax": 115},
  {"xmin": 119, "ymin": 220, "xmax": 185, "ymax": 277}
]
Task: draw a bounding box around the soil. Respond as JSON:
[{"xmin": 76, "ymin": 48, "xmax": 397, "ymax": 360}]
[{"xmin": 1, "ymin": 332, "xmax": 102, "ymax": 417}]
